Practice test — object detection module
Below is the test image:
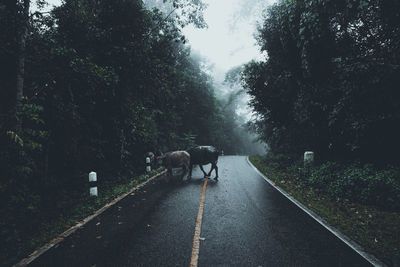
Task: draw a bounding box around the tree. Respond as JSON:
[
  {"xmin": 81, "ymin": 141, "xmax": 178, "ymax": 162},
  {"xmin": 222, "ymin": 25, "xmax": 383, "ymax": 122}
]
[
  {"xmin": 1, "ymin": 0, "xmax": 225, "ymax": 264},
  {"xmin": 15, "ymin": 0, "xmax": 30, "ymax": 132},
  {"xmin": 243, "ymin": 0, "xmax": 400, "ymax": 163}
]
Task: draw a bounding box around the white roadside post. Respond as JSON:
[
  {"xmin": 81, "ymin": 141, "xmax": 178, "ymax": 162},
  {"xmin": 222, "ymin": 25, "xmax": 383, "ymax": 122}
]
[
  {"xmin": 303, "ymin": 151, "xmax": 314, "ymax": 178},
  {"xmin": 89, "ymin": 171, "xmax": 98, "ymax": 197},
  {"xmin": 304, "ymin": 151, "xmax": 314, "ymax": 166},
  {"xmin": 146, "ymin": 157, "xmax": 151, "ymax": 172}
]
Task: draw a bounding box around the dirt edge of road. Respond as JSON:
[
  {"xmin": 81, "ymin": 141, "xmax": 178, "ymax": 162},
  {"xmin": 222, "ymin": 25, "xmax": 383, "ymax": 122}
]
[
  {"xmin": 14, "ymin": 170, "xmax": 167, "ymax": 267},
  {"xmin": 246, "ymin": 156, "xmax": 385, "ymax": 267}
]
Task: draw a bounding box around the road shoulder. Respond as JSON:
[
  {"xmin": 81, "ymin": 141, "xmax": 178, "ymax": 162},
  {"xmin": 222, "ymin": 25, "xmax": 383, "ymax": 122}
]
[
  {"xmin": 15, "ymin": 170, "xmax": 167, "ymax": 267},
  {"xmin": 246, "ymin": 156, "xmax": 385, "ymax": 267}
]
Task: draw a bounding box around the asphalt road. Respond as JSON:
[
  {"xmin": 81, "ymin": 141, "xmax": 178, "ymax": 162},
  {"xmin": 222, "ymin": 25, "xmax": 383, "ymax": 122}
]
[{"xmin": 29, "ymin": 156, "xmax": 372, "ymax": 267}]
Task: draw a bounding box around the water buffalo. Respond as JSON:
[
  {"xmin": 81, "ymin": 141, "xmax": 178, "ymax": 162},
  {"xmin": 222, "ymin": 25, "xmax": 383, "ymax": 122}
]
[
  {"xmin": 158, "ymin": 151, "xmax": 190, "ymax": 182},
  {"xmin": 187, "ymin": 146, "xmax": 219, "ymax": 180}
]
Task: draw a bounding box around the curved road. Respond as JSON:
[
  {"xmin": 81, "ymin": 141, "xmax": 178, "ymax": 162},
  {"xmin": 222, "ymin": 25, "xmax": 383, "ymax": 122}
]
[{"xmin": 29, "ymin": 156, "xmax": 372, "ymax": 266}]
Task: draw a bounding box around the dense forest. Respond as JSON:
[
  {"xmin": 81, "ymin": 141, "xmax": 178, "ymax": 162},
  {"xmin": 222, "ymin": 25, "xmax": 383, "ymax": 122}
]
[
  {"xmin": 0, "ymin": 0, "xmax": 262, "ymax": 263},
  {"xmin": 3, "ymin": 0, "xmax": 399, "ymax": 264},
  {"xmin": 243, "ymin": 2, "xmax": 400, "ymax": 263},
  {"xmin": 243, "ymin": 0, "xmax": 400, "ymax": 164}
]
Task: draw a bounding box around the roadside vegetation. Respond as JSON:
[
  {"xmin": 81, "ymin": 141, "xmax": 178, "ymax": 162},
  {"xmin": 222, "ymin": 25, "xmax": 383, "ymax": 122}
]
[
  {"xmin": 242, "ymin": 0, "xmax": 400, "ymax": 164},
  {"xmin": 2, "ymin": 0, "xmax": 399, "ymax": 265},
  {"xmin": 250, "ymin": 155, "xmax": 400, "ymax": 266},
  {"xmin": 0, "ymin": 0, "xmax": 259, "ymax": 265},
  {"xmin": 1, "ymin": 167, "xmax": 164, "ymax": 266},
  {"xmin": 244, "ymin": 2, "xmax": 400, "ymax": 266}
]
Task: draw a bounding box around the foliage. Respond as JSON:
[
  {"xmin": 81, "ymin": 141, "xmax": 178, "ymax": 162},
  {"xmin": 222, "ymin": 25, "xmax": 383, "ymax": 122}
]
[
  {"xmin": 307, "ymin": 162, "xmax": 400, "ymax": 210},
  {"xmin": 144, "ymin": 0, "xmax": 207, "ymax": 29},
  {"xmin": 250, "ymin": 155, "xmax": 400, "ymax": 266},
  {"xmin": 243, "ymin": 0, "xmax": 400, "ymax": 163},
  {"xmin": 253, "ymin": 153, "xmax": 400, "ymax": 211},
  {"xmin": 220, "ymin": 65, "xmax": 268, "ymax": 155},
  {"xmin": 0, "ymin": 0, "xmax": 246, "ymax": 264}
]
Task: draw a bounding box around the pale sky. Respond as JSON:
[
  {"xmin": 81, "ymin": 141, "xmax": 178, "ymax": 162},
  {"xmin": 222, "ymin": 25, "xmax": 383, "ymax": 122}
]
[
  {"xmin": 180, "ymin": 0, "xmax": 276, "ymax": 121},
  {"xmin": 182, "ymin": 0, "xmax": 271, "ymax": 74}
]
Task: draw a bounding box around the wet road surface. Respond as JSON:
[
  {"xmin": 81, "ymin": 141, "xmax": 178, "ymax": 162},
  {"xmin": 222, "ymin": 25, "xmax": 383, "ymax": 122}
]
[{"xmin": 29, "ymin": 156, "xmax": 372, "ymax": 266}]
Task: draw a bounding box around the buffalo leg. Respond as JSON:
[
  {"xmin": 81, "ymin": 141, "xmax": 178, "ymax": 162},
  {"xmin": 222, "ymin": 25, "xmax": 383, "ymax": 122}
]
[
  {"xmin": 207, "ymin": 162, "xmax": 218, "ymax": 180},
  {"xmin": 199, "ymin": 165, "xmax": 208, "ymax": 177},
  {"xmin": 167, "ymin": 168, "xmax": 173, "ymax": 183},
  {"xmin": 207, "ymin": 165, "xmax": 213, "ymax": 177},
  {"xmin": 189, "ymin": 164, "xmax": 193, "ymax": 179},
  {"xmin": 183, "ymin": 163, "xmax": 190, "ymax": 181}
]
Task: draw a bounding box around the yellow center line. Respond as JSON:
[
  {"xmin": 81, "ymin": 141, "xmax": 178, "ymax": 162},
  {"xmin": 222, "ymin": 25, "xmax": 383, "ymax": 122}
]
[{"xmin": 190, "ymin": 178, "xmax": 208, "ymax": 267}]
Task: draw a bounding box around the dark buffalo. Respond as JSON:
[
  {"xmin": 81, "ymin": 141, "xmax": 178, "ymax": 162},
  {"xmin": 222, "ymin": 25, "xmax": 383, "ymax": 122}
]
[{"xmin": 187, "ymin": 146, "xmax": 219, "ymax": 180}]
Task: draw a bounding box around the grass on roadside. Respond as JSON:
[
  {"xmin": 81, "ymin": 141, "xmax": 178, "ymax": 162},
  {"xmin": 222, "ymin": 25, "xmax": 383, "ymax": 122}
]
[
  {"xmin": 249, "ymin": 156, "xmax": 400, "ymax": 267},
  {"xmin": 9, "ymin": 168, "xmax": 164, "ymax": 266}
]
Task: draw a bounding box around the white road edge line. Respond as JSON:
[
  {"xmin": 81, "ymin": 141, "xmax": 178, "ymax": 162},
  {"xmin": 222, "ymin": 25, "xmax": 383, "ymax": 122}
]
[
  {"xmin": 14, "ymin": 170, "xmax": 168, "ymax": 267},
  {"xmin": 246, "ymin": 156, "xmax": 385, "ymax": 267}
]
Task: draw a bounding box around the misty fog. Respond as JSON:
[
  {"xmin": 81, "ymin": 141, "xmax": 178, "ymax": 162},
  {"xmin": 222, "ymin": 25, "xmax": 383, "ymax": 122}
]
[{"xmin": 147, "ymin": 0, "xmax": 273, "ymax": 155}]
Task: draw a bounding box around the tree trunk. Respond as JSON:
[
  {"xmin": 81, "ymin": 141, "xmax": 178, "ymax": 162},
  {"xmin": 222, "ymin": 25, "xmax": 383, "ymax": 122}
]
[{"xmin": 15, "ymin": 0, "xmax": 30, "ymax": 132}]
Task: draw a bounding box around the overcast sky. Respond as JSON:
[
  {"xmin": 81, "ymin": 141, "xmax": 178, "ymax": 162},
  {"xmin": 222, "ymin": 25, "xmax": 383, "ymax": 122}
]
[
  {"xmin": 182, "ymin": 0, "xmax": 274, "ymax": 74},
  {"xmin": 180, "ymin": 0, "xmax": 276, "ymax": 121}
]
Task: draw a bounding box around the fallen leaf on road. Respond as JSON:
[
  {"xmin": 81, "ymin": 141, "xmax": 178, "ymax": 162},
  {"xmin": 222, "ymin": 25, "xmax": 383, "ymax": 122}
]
[{"xmin": 96, "ymin": 235, "xmax": 102, "ymax": 239}]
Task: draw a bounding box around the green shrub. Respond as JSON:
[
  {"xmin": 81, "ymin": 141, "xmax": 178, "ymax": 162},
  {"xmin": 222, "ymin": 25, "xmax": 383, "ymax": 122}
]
[
  {"xmin": 307, "ymin": 162, "xmax": 342, "ymax": 188},
  {"xmin": 265, "ymin": 152, "xmax": 298, "ymax": 169},
  {"xmin": 308, "ymin": 163, "xmax": 400, "ymax": 210}
]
